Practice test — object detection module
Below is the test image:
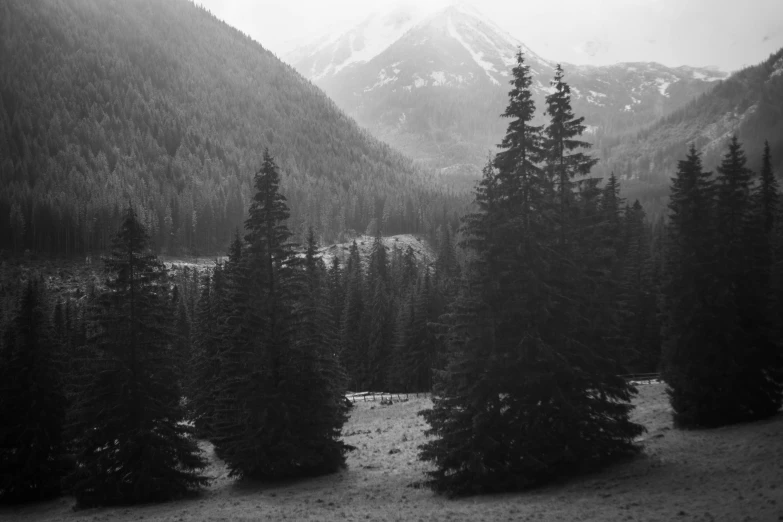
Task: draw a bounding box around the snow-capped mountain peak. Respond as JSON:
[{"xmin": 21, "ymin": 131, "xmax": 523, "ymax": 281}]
[
  {"xmin": 287, "ymin": 3, "xmax": 436, "ymax": 80},
  {"xmin": 288, "ymin": 2, "xmax": 730, "ymax": 178},
  {"xmin": 289, "ymin": 2, "xmax": 549, "ymax": 87}
]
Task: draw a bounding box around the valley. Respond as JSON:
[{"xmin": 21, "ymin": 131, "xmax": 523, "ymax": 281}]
[{"xmin": 1, "ymin": 0, "xmax": 782, "ymax": 519}]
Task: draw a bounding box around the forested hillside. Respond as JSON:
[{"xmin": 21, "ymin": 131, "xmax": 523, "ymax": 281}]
[
  {"xmin": 0, "ymin": 0, "xmax": 466, "ymax": 256},
  {"xmin": 595, "ymin": 48, "xmax": 783, "ymax": 220}
]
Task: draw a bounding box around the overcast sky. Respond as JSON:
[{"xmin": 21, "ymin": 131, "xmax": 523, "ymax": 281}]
[{"xmin": 195, "ymin": 0, "xmax": 783, "ymax": 72}]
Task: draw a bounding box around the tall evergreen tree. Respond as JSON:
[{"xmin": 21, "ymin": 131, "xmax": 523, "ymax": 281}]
[
  {"xmin": 661, "ymin": 145, "xmax": 718, "ymax": 427},
  {"xmin": 327, "ymin": 255, "xmax": 345, "ymax": 334},
  {"xmin": 67, "ymin": 206, "xmax": 207, "ymax": 507},
  {"xmin": 757, "ymin": 140, "xmax": 779, "ymax": 235},
  {"xmin": 0, "ymin": 280, "xmax": 69, "ymax": 503},
  {"xmin": 420, "ymin": 59, "xmax": 642, "ymax": 496},
  {"xmin": 543, "ymin": 64, "xmax": 598, "ymax": 249},
  {"xmin": 617, "ymin": 201, "xmax": 660, "ymax": 372},
  {"xmin": 212, "ymin": 150, "xmax": 348, "ymax": 478},
  {"xmin": 288, "ymin": 228, "xmax": 350, "ymax": 471},
  {"xmin": 341, "ymin": 240, "xmax": 366, "ymax": 390},
  {"xmin": 365, "ymin": 232, "xmax": 392, "ymax": 390},
  {"xmin": 711, "ymin": 137, "xmax": 782, "ymax": 424},
  {"xmin": 186, "ymin": 269, "xmax": 224, "ymax": 439},
  {"xmin": 663, "ymin": 139, "xmax": 782, "ymax": 427}
]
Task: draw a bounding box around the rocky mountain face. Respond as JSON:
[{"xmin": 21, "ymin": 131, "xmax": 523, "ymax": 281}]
[{"xmin": 289, "ymin": 2, "xmax": 727, "ymax": 178}]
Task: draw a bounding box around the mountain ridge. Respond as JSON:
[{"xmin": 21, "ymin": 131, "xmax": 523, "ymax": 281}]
[{"xmin": 289, "ymin": 2, "xmax": 728, "ymax": 178}]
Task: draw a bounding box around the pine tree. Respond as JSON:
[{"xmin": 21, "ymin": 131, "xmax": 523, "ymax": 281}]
[
  {"xmin": 408, "ymin": 269, "xmax": 438, "ymax": 391},
  {"xmin": 288, "ymin": 228, "xmax": 350, "ymax": 471},
  {"xmin": 341, "ymin": 240, "xmax": 366, "ymax": 390},
  {"xmin": 212, "ymin": 150, "xmax": 348, "ymax": 478},
  {"xmin": 710, "ymin": 137, "xmax": 781, "ymax": 424},
  {"xmin": 365, "ymin": 232, "xmax": 393, "ymax": 390},
  {"xmin": 661, "ymin": 145, "xmax": 718, "ymax": 427},
  {"xmin": 434, "ymin": 225, "xmax": 460, "ymax": 301},
  {"xmin": 0, "ymin": 280, "xmax": 69, "ymax": 503},
  {"xmin": 543, "ymin": 64, "xmax": 598, "ymax": 250},
  {"xmin": 419, "ymin": 59, "xmax": 642, "ymax": 496},
  {"xmin": 187, "ymin": 268, "xmax": 224, "ymax": 439},
  {"xmin": 757, "ymin": 140, "xmax": 779, "ymax": 235},
  {"xmin": 327, "ymin": 255, "xmax": 345, "ymax": 333},
  {"xmin": 67, "ymin": 206, "xmax": 207, "ymax": 507},
  {"xmin": 173, "ymin": 291, "xmax": 191, "ymax": 390},
  {"xmin": 617, "ymin": 201, "xmax": 660, "ymax": 372}
]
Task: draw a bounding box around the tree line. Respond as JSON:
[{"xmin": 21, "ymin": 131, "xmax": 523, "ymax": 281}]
[{"xmin": 2, "ymin": 51, "xmax": 781, "ymax": 506}]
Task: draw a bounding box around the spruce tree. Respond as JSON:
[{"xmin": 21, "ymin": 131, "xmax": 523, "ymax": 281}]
[
  {"xmin": 68, "ymin": 206, "xmax": 207, "ymax": 507},
  {"xmin": 327, "ymin": 255, "xmax": 345, "ymax": 335},
  {"xmin": 544, "ymin": 64, "xmax": 598, "ymax": 250},
  {"xmin": 711, "ymin": 137, "xmax": 781, "ymax": 424},
  {"xmin": 365, "ymin": 233, "xmax": 392, "ymax": 390},
  {"xmin": 617, "ymin": 201, "xmax": 660, "ymax": 372},
  {"xmin": 212, "ymin": 150, "xmax": 348, "ymax": 478},
  {"xmin": 341, "ymin": 240, "xmax": 366, "ymax": 390},
  {"xmin": 408, "ymin": 269, "xmax": 438, "ymax": 391},
  {"xmin": 0, "ymin": 280, "xmax": 69, "ymax": 503},
  {"xmin": 420, "ymin": 58, "xmax": 642, "ymax": 496},
  {"xmin": 757, "ymin": 140, "xmax": 779, "ymax": 235},
  {"xmin": 288, "ymin": 228, "xmax": 350, "ymax": 471},
  {"xmin": 661, "ymin": 145, "xmax": 719, "ymax": 427},
  {"xmin": 187, "ymin": 268, "xmax": 224, "ymax": 439}
]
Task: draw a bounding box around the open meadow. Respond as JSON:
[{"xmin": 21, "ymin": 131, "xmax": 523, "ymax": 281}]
[{"xmin": 3, "ymin": 383, "xmax": 782, "ymax": 522}]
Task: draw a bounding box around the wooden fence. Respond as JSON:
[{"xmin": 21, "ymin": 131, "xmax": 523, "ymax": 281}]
[
  {"xmin": 346, "ymin": 391, "xmax": 431, "ymax": 403},
  {"xmin": 621, "ymin": 373, "xmax": 661, "ymax": 384},
  {"xmin": 346, "ymin": 375, "xmax": 661, "ymax": 403}
]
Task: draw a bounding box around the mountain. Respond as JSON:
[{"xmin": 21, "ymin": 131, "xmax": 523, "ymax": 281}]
[
  {"xmin": 594, "ymin": 48, "xmax": 783, "ymax": 220},
  {"xmin": 288, "ymin": 2, "xmax": 727, "ymax": 177},
  {"xmin": 0, "ymin": 0, "xmax": 465, "ymax": 257}
]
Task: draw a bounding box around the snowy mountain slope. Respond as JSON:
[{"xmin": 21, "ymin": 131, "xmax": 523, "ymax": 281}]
[
  {"xmin": 291, "ymin": 3, "xmax": 437, "ymax": 81},
  {"xmin": 288, "ymin": 2, "xmax": 727, "ymax": 178},
  {"xmin": 597, "ymin": 48, "xmax": 783, "ymax": 185}
]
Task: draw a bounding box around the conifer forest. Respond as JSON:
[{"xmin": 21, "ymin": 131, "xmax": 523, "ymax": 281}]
[{"xmin": 1, "ymin": 0, "xmax": 782, "ymax": 520}]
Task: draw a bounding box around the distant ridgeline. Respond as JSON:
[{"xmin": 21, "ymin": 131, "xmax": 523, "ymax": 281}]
[
  {"xmin": 594, "ymin": 48, "xmax": 783, "ymax": 222},
  {"xmin": 0, "ymin": 0, "xmax": 466, "ymax": 257}
]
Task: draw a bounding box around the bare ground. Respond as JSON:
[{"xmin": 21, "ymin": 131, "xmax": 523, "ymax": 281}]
[{"xmin": 4, "ymin": 383, "xmax": 782, "ymax": 521}]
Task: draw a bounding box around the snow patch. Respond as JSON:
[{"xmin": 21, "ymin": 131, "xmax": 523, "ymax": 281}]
[
  {"xmin": 364, "ymin": 69, "xmax": 398, "ymax": 91},
  {"xmin": 770, "ymin": 56, "xmax": 783, "ymax": 79},
  {"xmin": 446, "ymin": 13, "xmax": 500, "ymax": 86},
  {"xmin": 692, "ymin": 70, "xmax": 723, "ymax": 82},
  {"xmin": 430, "ymin": 71, "xmax": 447, "ymax": 86},
  {"xmin": 655, "ymin": 78, "xmax": 671, "ymax": 97},
  {"xmin": 586, "ymin": 90, "xmax": 606, "ymax": 106},
  {"xmin": 314, "ymin": 7, "xmax": 432, "ymax": 78}
]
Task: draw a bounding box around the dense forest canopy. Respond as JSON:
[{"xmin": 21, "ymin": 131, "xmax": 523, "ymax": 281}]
[{"xmin": 0, "ymin": 0, "xmax": 467, "ymax": 257}]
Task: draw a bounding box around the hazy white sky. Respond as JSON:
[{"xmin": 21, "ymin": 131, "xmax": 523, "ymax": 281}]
[{"xmin": 195, "ymin": 0, "xmax": 783, "ymax": 71}]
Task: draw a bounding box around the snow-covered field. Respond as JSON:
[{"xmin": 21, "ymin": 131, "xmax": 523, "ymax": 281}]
[
  {"xmin": 5, "ymin": 383, "xmax": 782, "ymax": 521},
  {"xmin": 320, "ymin": 234, "xmax": 435, "ymax": 267}
]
